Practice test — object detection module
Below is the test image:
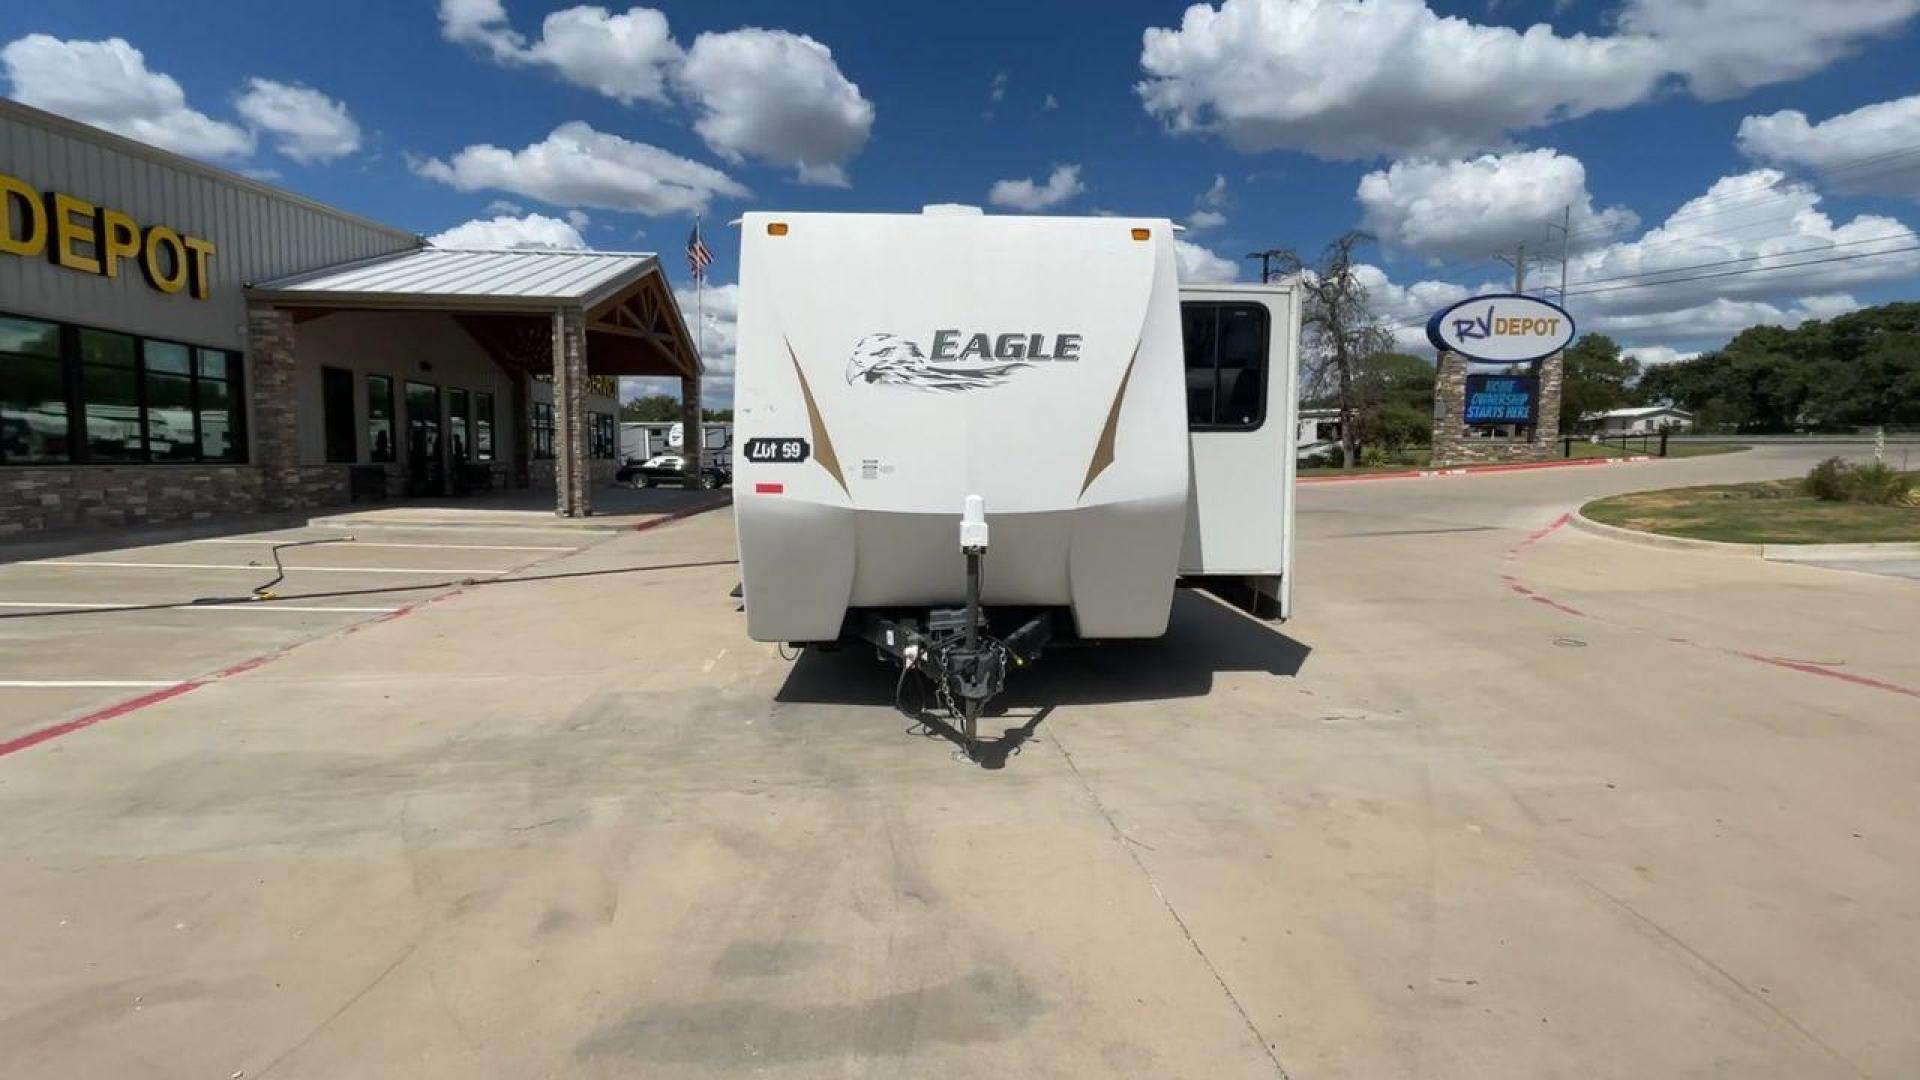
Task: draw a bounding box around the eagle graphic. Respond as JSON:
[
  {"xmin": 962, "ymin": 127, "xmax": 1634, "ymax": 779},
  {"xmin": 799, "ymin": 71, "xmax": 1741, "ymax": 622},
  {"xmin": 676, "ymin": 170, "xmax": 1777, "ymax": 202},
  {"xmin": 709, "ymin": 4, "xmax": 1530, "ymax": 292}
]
[{"xmin": 844, "ymin": 333, "xmax": 1029, "ymax": 392}]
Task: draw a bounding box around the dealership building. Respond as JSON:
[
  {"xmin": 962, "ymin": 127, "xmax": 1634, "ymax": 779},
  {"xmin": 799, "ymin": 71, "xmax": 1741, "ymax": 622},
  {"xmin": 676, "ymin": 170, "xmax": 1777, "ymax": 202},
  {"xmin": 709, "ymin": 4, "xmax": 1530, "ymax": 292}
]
[{"xmin": 1, "ymin": 99, "xmax": 703, "ymax": 538}]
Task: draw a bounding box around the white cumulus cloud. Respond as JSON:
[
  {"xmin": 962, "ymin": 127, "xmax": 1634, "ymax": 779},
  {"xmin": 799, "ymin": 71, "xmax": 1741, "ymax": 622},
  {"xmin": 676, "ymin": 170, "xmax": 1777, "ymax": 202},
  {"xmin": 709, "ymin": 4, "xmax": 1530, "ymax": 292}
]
[
  {"xmin": 1186, "ymin": 209, "xmax": 1227, "ymax": 231},
  {"xmin": 436, "ymin": 3, "xmax": 873, "ymax": 185},
  {"xmin": 442, "ymin": 0, "xmax": 681, "ymax": 106},
  {"xmin": 1136, "ymin": 0, "xmax": 1920, "ymax": 161},
  {"xmin": 412, "ymin": 121, "xmax": 748, "ymax": 216},
  {"xmin": 429, "ymin": 212, "xmax": 588, "ymax": 250},
  {"xmin": 1737, "ymin": 93, "xmax": 1920, "ymax": 198},
  {"xmin": 1174, "ymin": 238, "xmax": 1241, "ymax": 283},
  {"xmin": 1617, "ymin": 0, "xmax": 1919, "ymax": 101},
  {"xmin": 1621, "ymin": 346, "xmax": 1701, "ymax": 368},
  {"xmin": 989, "ymin": 164, "xmax": 1086, "ymax": 211},
  {"xmin": 1, "ymin": 34, "xmax": 254, "ymax": 160},
  {"xmin": 234, "ymin": 78, "xmax": 361, "ymax": 163},
  {"xmin": 1137, "ymin": 0, "xmax": 1664, "ymax": 160},
  {"xmin": 676, "ymin": 28, "xmax": 874, "ymax": 185},
  {"xmin": 1562, "ymin": 169, "xmax": 1919, "ymax": 318},
  {"xmin": 1357, "ymin": 149, "xmax": 1638, "ymax": 260}
]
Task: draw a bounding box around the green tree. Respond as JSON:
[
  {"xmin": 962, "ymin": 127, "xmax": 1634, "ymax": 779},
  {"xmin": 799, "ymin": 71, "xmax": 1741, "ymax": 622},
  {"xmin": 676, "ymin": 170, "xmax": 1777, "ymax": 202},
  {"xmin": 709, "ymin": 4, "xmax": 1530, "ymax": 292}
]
[
  {"xmin": 1353, "ymin": 351, "xmax": 1434, "ymax": 451},
  {"xmin": 619, "ymin": 394, "xmax": 682, "ymax": 421},
  {"xmin": 1559, "ymin": 333, "xmax": 1640, "ymax": 432}
]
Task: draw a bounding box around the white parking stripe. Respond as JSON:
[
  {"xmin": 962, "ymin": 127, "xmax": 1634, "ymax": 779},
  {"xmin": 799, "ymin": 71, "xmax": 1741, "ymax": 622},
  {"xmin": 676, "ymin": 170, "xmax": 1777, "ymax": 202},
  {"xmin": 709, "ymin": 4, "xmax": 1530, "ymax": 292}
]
[
  {"xmin": 0, "ymin": 601, "xmax": 399, "ymax": 613},
  {"xmin": 0, "ymin": 680, "xmax": 178, "ymax": 688},
  {"xmin": 195, "ymin": 538, "xmax": 575, "ymax": 552},
  {"xmin": 17, "ymin": 561, "xmax": 508, "ymax": 575}
]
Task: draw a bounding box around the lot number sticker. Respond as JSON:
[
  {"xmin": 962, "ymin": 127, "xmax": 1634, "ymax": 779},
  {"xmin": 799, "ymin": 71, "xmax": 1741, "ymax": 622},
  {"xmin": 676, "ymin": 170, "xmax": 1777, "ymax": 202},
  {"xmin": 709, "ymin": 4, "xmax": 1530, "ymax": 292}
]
[{"xmin": 744, "ymin": 437, "xmax": 810, "ymax": 463}]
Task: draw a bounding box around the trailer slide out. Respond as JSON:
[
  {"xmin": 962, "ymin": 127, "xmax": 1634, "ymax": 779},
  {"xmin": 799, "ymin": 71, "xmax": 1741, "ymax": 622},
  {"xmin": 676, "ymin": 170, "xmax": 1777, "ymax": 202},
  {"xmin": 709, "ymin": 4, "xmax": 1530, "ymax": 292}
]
[{"xmin": 732, "ymin": 206, "xmax": 1299, "ymax": 752}]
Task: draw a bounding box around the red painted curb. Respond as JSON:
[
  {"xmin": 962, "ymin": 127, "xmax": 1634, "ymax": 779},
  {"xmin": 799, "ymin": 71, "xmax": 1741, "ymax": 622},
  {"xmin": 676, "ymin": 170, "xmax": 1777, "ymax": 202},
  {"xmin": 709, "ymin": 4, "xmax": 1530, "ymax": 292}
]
[
  {"xmin": 0, "ymin": 682, "xmax": 203, "ymax": 759},
  {"xmin": 1299, "ymin": 455, "xmax": 1652, "ymax": 485}
]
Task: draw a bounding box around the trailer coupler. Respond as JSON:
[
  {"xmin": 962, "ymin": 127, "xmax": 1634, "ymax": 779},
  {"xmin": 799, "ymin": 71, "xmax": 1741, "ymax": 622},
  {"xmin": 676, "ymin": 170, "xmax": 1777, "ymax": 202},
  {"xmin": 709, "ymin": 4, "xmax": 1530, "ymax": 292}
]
[{"xmin": 857, "ymin": 608, "xmax": 1053, "ymax": 760}]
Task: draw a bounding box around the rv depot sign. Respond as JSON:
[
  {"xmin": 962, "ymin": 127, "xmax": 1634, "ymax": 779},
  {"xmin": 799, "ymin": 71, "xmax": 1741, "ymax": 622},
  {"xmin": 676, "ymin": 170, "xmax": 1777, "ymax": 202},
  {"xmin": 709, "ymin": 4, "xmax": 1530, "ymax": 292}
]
[
  {"xmin": 1426, "ymin": 293, "xmax": 1575, "ymax": 364},
  {"xmin": 0, "ymin": 170, "xmax": 217, "ymax": 300}
]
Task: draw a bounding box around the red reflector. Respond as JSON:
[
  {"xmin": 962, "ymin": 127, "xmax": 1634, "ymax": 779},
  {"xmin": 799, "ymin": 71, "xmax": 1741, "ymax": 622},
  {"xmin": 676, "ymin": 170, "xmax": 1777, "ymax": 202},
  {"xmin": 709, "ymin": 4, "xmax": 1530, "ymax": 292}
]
[{"xmin": 755, "ymin": 482, "xmax": 784, "ymax": 494}]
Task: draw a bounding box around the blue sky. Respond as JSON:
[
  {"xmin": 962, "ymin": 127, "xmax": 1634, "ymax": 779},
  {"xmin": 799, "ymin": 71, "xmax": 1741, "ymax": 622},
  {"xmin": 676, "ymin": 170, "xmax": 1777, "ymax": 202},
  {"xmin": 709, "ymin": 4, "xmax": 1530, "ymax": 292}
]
[{"xmin": 6, "ymin": 0, "xmax": 1920, "ymax": 404}]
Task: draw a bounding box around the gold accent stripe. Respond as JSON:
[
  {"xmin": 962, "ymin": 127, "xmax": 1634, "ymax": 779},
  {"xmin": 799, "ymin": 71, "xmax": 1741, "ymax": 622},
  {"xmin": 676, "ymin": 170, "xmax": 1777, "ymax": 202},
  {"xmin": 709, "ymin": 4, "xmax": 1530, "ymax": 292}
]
[
  {"xmin": 787, "ymin": 339, "xmax": 849, "ymax": 494},
  {"xmin": 1081, "ymin": 346, "xmax": 1139, "ymax": 496}
]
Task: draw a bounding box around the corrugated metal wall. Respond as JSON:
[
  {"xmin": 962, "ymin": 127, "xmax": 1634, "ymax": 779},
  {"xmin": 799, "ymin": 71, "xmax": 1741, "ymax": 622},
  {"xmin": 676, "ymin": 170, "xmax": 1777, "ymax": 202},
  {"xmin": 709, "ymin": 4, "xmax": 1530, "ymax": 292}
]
[{"xmin": 1, "ymin": 102, "xmax": 420, "ymax": 351}]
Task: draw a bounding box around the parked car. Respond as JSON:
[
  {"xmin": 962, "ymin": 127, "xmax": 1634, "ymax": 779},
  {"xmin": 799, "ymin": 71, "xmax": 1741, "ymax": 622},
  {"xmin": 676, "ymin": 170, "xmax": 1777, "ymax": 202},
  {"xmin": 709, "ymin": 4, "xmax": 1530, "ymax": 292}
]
[{"xmin": 617, "ymin": 453, "xmax": 730, "ymax": 490}]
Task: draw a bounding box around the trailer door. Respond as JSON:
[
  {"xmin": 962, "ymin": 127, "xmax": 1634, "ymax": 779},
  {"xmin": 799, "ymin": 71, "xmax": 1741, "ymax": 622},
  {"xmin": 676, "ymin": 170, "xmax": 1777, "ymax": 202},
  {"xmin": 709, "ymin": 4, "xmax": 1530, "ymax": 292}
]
[{"xmin": 1177, "ymin": 287, "xmax": 1297, "ymax": 616}]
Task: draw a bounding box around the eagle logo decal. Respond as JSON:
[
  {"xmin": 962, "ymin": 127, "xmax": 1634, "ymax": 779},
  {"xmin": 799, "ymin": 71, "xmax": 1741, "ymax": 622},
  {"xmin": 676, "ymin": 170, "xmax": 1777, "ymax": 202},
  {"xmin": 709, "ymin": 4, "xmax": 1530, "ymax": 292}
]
[{"xmin": 845, "ymin": 333, "xmax": 1031, "ymax": 392}]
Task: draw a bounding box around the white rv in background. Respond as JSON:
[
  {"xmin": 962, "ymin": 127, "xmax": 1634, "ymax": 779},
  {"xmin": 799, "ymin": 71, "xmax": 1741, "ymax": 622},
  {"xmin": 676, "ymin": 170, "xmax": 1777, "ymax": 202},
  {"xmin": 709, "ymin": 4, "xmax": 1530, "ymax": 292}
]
[{"xmin": 731, "ymin": 207, "xmax": 1298, "ymax": 748}]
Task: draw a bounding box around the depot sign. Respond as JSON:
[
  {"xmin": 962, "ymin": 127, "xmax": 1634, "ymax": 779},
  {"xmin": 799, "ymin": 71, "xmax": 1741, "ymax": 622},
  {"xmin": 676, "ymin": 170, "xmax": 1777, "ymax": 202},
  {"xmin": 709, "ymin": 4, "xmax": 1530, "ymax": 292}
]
[
  {"xmin": 1426, "ymin": 293, "xmax": 1574, "ymax": 364},
  {"xmin": 0, "ymin": 171, "xmax": 217, "ymax": 300}
]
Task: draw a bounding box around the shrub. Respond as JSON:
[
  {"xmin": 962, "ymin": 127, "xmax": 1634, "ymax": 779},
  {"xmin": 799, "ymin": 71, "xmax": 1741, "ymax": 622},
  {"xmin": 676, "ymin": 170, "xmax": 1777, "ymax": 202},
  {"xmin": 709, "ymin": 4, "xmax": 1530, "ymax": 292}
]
[
  {"xmin": 1804, "ymin": 456, "xmax": 1853, "ymax": 501},
  {"xmin": 1850, "ymin": 462, "xmax": 1912, "ymax": 506},
  {"xmin": 1803, "ymin": 457, "xmax": 1916, "ymax": 505}
]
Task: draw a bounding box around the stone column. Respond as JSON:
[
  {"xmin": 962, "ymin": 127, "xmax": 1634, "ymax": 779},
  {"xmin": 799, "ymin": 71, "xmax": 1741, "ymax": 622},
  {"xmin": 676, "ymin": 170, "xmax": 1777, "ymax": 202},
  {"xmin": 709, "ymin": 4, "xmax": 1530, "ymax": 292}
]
[
  {"xmin": 1429, "ymin": 349, "xmax": 1469, "ymax": 468},
  {"xmin": 550, "ymin": 307, "xmax": 591, "ymax": 517},
  {"xmin": 1535, "ymin": 349, "xmax": 1565, "ymax": 446},
  {"xmin": 246, "ymin": 303, "xmax": 301, "ymax": 511},
  {"xmin": 680, "ymin": 374, "xmax": 703, "ymax": 481}
]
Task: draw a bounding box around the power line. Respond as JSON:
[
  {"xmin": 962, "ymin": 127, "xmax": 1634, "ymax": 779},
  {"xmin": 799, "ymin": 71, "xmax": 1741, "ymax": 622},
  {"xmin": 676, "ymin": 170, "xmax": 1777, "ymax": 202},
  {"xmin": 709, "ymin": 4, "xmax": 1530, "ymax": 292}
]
[
  {"xmin": 1563, "ymin": 229, "xmax": 1917, "ymax": 291},
  {"xmin": 1556, "ymin": 142, "xmax": 1920, "ymax": 243},
  {"xmin": 1377, "ymin": 241, "xmax": 1920, "ymax": 333},
  {"xmin": 1563, "ymin": 242, "xmax": 1920, "ymax": 299}
]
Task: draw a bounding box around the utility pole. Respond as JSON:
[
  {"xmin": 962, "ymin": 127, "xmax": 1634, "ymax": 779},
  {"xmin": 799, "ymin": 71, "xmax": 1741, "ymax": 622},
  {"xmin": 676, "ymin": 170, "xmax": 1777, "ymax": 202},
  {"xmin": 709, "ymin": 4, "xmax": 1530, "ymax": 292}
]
[
  {"xmin": 1544, "ymin": 204, "xmax": 1573, "ymax": 305},
  {"xmin": 1246, "ymin": 248, "xmax": 1286, "ymax": 284},
  {"xmin": 1494, "ymin": 242, "xmax": 1536, "ymax": 293}
]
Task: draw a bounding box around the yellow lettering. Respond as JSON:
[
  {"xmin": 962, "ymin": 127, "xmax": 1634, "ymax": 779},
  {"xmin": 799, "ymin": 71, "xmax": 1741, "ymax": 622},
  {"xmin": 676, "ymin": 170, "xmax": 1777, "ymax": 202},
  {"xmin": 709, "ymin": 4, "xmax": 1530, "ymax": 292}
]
[
  {"xmin": 141, "ymin": 225, "xmax": 188, "ymax": 294},
  {"xmin": 182, "ymin": 235, "xmax": 216, "ymax": 300},
  {"xmin": 98, "ymin": 208, "xmax": 141, "ymax": 280},
  {"xmin": 0, "ymin": 172, "xmax": 46, "ymax": 257},
  {"xmin": 49, "ymin": 192, "xmax": 101, "ymax": 274}
]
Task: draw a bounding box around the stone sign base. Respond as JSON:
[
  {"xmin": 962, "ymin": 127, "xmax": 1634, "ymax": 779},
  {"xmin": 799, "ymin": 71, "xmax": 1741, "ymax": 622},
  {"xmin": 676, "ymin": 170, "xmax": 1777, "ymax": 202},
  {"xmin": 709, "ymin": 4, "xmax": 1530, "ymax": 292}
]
[{"xmin": 1429, "ymin": 349, "xmax": 1564, "ymax": 468}]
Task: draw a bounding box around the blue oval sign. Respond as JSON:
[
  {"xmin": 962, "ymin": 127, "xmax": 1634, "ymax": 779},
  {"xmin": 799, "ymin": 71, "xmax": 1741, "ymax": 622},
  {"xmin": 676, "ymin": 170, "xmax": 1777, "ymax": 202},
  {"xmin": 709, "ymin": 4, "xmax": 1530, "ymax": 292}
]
[{"xmin": 1426, "ymin": 293, "xmax": 1575, "ymax": 364}]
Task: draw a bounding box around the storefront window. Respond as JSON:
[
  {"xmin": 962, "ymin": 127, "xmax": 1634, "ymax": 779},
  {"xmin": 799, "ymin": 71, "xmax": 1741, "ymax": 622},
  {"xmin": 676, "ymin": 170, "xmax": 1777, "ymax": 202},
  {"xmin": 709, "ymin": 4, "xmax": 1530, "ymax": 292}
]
[
  {"xmin": 0, "ymin": 317, "xmax": 67, "ymax": 465},
  {"xmin": 590, "ymin": 412, "xmax": 616, "ymax": 458},
  {"xmin": 367, "ymin": 374, "xmax": 395, "ymax": 463},
  {"xmin": 474, "ymin": 392, "xmax": 495, "ymax": 461},
  {"xmin": 0, "ymin": 314, "xmax": 244, "ymax": 466},
  {"xmin": 195, "ymin": 348, "xmax": 243, "ymax": 463},
  {"xmin": 531, "ymin": 401, "xmax": 554, "ymax": 460}
]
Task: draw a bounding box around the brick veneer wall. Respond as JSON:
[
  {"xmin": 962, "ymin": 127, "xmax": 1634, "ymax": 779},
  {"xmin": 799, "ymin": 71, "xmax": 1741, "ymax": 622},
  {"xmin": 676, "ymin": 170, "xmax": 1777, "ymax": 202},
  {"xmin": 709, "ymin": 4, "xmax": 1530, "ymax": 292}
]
[
  {"xmin": 0, "ymin": 465, "xmax": 264, "ymax": 538},
  {"xmin": 1430, "ymin": 349, "xmax": 1566, "ymax": 467}
]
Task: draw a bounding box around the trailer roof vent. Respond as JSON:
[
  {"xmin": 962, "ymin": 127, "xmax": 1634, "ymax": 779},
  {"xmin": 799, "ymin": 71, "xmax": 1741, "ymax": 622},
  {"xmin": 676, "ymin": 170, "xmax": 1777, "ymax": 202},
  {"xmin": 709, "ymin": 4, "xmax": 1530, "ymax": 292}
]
[{"xmin": 922, "ymin": 204, "xmax": 985, "ymax": 216}]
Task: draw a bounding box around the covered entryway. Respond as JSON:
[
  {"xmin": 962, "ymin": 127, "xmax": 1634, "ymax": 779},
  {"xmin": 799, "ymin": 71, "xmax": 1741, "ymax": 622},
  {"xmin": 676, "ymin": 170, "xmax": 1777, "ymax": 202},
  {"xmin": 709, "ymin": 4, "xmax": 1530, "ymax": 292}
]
[{"xmin": 246, "ymin": 247, "xmax": 703, "ymax": 518}]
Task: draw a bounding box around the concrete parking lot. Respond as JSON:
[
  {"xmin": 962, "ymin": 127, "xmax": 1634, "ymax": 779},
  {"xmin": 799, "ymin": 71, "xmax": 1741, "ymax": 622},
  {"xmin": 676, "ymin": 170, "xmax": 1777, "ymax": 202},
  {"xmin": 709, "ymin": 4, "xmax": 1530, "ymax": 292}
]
[{"xmin": 2, "ymin": 444, "xmax": 1917, "ymax": 1078}]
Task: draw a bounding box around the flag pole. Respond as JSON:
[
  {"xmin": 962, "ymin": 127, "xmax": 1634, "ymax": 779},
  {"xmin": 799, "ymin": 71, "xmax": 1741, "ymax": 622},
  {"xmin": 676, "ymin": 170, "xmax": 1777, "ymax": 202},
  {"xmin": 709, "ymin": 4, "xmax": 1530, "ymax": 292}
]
[{"xmin": 695, "ymin": 216, "xmax": 705, "ymax": 387}]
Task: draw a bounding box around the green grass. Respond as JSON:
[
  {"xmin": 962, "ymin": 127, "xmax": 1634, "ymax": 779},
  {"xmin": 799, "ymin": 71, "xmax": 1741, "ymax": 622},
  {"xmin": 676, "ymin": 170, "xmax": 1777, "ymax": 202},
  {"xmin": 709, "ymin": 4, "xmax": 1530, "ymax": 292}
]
[
  {"xmin": 1297, "ymin": 441, "xmax": 1748, "ymax": 476},
  {"xmin": 1582, "ymin": 473, "xmax": 1920, "ymax": 544}
]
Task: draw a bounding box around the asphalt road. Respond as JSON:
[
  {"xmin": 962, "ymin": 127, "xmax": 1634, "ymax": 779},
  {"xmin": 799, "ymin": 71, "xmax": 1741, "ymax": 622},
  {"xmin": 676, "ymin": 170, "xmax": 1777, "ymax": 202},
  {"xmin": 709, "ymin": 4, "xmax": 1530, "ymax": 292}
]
[{"xmin": 2, "ymin": 444, "xmax": 1916, "ymax": 1079}]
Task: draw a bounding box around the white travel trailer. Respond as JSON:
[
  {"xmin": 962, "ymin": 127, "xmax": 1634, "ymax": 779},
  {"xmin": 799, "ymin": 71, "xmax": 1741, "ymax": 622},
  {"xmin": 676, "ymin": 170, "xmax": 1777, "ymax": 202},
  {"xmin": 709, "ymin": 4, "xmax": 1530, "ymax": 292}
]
[{"xmin": 733, "ymin": 207, "xmax": 1298, "ymax": 747}]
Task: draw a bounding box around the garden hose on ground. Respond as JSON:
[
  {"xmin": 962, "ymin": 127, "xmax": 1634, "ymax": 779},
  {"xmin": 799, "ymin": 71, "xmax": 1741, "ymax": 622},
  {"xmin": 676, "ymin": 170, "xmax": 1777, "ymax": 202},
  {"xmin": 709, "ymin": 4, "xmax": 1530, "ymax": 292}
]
[{"xmin": 250, "ymin": 537, "xmax": 355, "ymax": 600}]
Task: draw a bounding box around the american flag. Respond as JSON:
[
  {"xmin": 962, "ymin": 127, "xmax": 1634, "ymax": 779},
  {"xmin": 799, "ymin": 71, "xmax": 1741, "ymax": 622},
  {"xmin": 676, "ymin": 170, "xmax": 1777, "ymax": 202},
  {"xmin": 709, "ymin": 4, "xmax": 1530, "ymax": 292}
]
[{"xmin": 685, "ymin": 219, "xmax": 712, "ymax": 282}]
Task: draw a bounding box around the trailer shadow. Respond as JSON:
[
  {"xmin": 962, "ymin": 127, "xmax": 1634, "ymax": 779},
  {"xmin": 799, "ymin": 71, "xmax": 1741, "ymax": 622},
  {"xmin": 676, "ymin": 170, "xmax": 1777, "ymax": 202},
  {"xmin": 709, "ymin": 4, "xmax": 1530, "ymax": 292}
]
[{"xmin": 774, "ymin": 589, "xmax": 1311, "ymax": 712}]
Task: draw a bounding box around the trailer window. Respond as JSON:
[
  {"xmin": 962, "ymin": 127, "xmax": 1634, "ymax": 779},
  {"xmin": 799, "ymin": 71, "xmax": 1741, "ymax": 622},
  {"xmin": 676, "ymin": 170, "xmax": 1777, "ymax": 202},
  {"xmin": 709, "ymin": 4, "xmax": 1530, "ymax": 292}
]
[{"xmin": 1182, "ymin": 302, "xmax": 1268, "ymax": 430}]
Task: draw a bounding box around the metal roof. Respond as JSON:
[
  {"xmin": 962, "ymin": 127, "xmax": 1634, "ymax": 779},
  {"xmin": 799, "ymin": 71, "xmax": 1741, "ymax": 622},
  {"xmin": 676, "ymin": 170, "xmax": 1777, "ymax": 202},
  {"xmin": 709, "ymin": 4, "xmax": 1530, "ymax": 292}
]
[{"xmin": 247, "ymin": 247, "xmax": 663, "ymax": 309}]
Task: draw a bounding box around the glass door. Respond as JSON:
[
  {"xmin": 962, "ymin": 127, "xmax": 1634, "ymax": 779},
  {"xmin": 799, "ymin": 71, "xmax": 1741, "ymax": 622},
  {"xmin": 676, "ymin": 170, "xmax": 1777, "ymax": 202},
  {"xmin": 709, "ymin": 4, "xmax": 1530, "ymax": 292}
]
[{"xmin": 404, "ymin": 380, "xmax": 443, "ymax": 496}]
